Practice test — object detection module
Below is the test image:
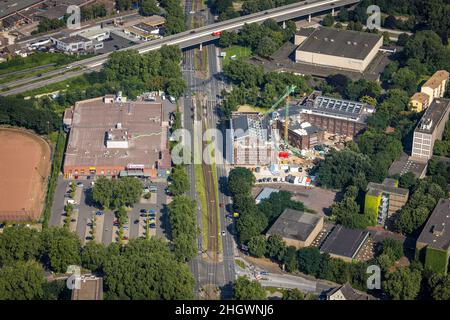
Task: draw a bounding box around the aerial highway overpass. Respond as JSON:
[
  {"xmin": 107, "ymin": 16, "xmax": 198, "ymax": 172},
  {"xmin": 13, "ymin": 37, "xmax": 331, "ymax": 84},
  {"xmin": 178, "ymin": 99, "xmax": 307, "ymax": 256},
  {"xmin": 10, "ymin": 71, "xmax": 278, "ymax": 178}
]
[{"xmin": 1, "ymin": 0, "xmax": 360, "ymax": 96}]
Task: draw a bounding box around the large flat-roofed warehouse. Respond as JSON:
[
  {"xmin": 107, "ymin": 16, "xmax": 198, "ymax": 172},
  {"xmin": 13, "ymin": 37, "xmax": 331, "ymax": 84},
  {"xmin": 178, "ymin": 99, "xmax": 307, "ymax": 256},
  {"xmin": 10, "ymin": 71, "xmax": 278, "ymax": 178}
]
[
  {"xmin": 287, "ymin": 93, "xmax": 375, "ymax": 136},
  {"xmin": 265, "ymin": 208, "xmax": 324, "ymax": 249},
  {"xmin": 63, "ymin": 94, "xmax": 171, "ymax": 179},
  {"xmin": 294, "ymin": 27, "xmax": 383, "ymax": 72},
  {"xmin": 411, "ymin": 98, "xmax": 450, "ymax": 162}
]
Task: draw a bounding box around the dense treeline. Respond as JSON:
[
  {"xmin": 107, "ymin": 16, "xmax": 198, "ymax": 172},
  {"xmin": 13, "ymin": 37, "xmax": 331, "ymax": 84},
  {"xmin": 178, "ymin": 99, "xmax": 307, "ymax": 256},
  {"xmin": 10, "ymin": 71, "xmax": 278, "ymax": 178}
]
[
  {"xmin": 33, "ymin": 18, "xmax": 66, "ymax": 34},
  {"xmin": 0, "ymin": 96, "xmax": 60, "ymax": 134},
  {"xmin": 219, "ymin": 19, "xmax": 297, "ymax": 57},
  {"xmin": 0, "ymin": 227, "xmax": 194, "ymax": 299},
  {"xmin": 81, "ymin": 4, "xmax": 107, "ymax": 21},
  {"xmin": 221, "ymin": 60, "xmax": 310, "ymax": 117},
  {"xmin": 433, "ymin": 120, "xmax": 450, "ymax": 157},
  {"xmin": 160, "ymin": 0, "xmax": 185, "ymax": 35},
  {"xmin": 104, "ymin": 45, "xmax": 186, "ymax": 98},
  {"xmin": 166, "ymin": 164, "xmax": 197, "ymax": 262}
]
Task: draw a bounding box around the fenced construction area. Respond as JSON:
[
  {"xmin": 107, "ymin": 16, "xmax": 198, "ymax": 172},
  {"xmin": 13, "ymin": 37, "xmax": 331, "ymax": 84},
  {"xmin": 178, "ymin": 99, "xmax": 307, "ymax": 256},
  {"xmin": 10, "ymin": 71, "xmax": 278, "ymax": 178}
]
[{"xmin": 0, "ymin": 128, "xmax": 51, "ymax": 221}]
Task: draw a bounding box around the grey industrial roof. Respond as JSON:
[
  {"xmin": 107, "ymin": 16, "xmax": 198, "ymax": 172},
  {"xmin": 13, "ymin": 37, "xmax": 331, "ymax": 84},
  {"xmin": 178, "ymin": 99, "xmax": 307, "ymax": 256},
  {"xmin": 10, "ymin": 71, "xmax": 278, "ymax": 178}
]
[
  {"xmin": 320, "ymin": 225, "xmax": 369, "ymax": 259},
  {"xmin": 255, "ymin": 187, "xmax": 279, "ymax": 204},
  {"xmin": 415, "ymin": 98, "xmax": 450, "ymax": 134},
  {"xmin": 0, "ymin": 0, "xmax": 44, "ymax": 20},
  {"xmin": 266, "ymin": 208, "xmax": 322, "ymax": 242},
  {"xmin": 388, "ymin": 152, "xmax": 428, "ymax": 178},
  {"xmin": 231, "ymin": 115, "xmax": 249, "ymax": 139},
  {"xmin": 64, "ymin": 96, "xmax": 167, "ymax": 169},
  {"xmin": 417, "ymin": 199, "xmax": 450, "ymax": 250},
  {"xmin": 59, "ymin": 35, "xmax": 91, "ymax": 44},
  {"xmin": 34, "ymin": 5, "xmax": 68, "ymax": 20},
  {"xmin": 296, "ymin": 27, "xmax": 382, "ymax": 60}
]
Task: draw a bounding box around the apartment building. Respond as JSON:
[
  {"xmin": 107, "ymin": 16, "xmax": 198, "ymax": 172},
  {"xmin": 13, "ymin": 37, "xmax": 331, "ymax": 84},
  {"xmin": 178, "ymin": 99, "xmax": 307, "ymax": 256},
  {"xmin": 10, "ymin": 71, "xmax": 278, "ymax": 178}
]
[
  {"xmin": 411, "ymin": 98, "xmax": 450, "ymax": 161},
  {"xmin": 409, "ymin": 92, "xmax": 430, "ymax": 113},
  {"xmin": 420, "ymin": 70, "xmax": 449, "ymax": 105},
  {"xmin": 364, "ymin": 178, "xmax": 409, "ymax": 226}
]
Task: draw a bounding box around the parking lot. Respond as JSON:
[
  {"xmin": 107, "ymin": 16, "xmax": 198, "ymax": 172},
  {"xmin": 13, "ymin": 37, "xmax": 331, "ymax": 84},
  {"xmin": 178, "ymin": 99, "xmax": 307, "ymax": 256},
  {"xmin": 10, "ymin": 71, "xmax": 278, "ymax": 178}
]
[{"xmin": 50, "ymin": 176, "xmax": 169, "ymax": 245}]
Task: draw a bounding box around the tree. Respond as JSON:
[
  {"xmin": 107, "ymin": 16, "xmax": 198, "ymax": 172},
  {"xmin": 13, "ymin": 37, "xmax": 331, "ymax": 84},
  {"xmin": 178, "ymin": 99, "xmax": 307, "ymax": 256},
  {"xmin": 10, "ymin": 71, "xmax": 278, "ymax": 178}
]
[
  {"xmin": 282, "ymin": 288, "xmax": 305, "ymax": 300},
  {"xmin": 383, "ymin": 267, "xmax": 421, "ymax": 300},
  {"xmin": 393, "ymin": 67, "xmax": 417, "ymax": 94},
  {"xmin": 236, "ymin": 210, "xmax": 268, "ymax": 245},
  {"xmin": 41, "ymin": 227, "xmax": 81, "ymax": 273},
  {"xmin": 0, "ymin": 260, "xmax": 46, "ymax": 300},
  {"xmin": 168, "ymin": 195, "xmax": 198, "ymax": 262},
  {"xmin": 258, "ymin": 190, "xmax": 305, "ymax": 224},
  {"xmin": 228, "ymin": 167, "xmax": 255, "ymax": 197},
  {"xmin": 248, "ymin": 235, "xmax": 267, "ymax": 258},
  {"xmin": 0, "ymin": 226, "xmax": 42, "ymax": 267},
  {"xmin": 282, "ymin": 246, "xmax": 298, "ymax": 272},
  {"xmin": 103, "ymin": 238, "xmax": 195, "ymax": 299},
  {"xmin": 266, "ymin": 234, "xmax": 285, "ymax": 260},
  {"xmin": 255, "ymin": 36, "xmax": 278, "ymax": 58},
  {"xmin": 81, "ymin": 241, "xmax": 107, "ymax": 273},
  {"xmin": 429, "ymin": 274, "xmax": 450, "ymax": 300},
  {"xmin": 331, "ymin": 185, "xmax": 373, "ymax": 228},
  {"xmin": 233, "ymin": 276, "xmax": 266, "ymax": 300},
  {"xmin": 92, "ymin": 176, "xmax": 114, "ymax": 209},
  {"xmin": 297, "ymin": 247, "xmax": 322, "ymax": 277},
  {"xmin": 139, "ymin": 0, "xmax": 160, "ymax": 16},
  {"xmin": 377, "ymin": 238, "xmax": 404, "ymax": 262},
  {"xmin": 337, "ymin": 7, "xmax": 349, "ymax": 21},
  {"xmin": 397, "ymin": 33, "xmax": 409, "ymax": 46},
  {"xmin": 399, "ymin": 171, "xmax": 417, "ymax": 190},
  {"xmin": 383, "ymin": 15, "xmax": 397, "ymax": 29},
  {"xmin": 169, "ymin": 165, "xmax": 190, "ymax": 196},
  {"xmin": 322, "ymin": 14, "xmax": 335, "ymax": 27}
]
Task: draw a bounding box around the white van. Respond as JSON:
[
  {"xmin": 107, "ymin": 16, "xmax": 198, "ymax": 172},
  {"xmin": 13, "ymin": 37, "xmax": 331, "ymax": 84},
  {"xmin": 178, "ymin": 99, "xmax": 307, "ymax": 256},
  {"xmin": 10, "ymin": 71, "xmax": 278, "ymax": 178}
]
[{"xmin": 169, "ymin": 96, "xmax": 176, "ymax": 103}]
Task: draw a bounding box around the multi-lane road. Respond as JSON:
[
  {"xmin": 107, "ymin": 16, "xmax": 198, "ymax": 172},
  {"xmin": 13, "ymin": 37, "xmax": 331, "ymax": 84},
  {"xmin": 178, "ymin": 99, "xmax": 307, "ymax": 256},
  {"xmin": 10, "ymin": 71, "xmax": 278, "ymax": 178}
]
[{"xmin": 0, "ymin": 0, "xmax": 360, "ymax": 96}]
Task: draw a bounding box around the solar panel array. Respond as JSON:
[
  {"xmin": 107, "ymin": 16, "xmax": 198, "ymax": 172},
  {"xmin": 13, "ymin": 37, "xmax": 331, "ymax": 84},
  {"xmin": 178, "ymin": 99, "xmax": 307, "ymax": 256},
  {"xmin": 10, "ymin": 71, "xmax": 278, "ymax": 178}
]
[{"xmin": 315, "ymin": 96, "xmax": 364, "ymax": 115}]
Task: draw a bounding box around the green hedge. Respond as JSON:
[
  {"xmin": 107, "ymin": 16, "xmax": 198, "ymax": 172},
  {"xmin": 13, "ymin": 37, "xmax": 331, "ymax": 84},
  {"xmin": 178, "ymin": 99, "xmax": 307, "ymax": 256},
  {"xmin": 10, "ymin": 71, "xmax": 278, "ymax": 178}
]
[{"xmin": 41, "ymin": 129, "xmax": 66, "ymax": 228}]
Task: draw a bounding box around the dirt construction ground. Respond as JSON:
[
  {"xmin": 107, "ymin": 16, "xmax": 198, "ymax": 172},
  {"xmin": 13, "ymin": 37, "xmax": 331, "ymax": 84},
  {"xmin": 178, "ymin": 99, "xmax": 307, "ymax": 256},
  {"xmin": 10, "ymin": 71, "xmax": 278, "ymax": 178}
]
[{"xmin": 0, "ymin": 128, "xmax": 51, "ymax": 221}]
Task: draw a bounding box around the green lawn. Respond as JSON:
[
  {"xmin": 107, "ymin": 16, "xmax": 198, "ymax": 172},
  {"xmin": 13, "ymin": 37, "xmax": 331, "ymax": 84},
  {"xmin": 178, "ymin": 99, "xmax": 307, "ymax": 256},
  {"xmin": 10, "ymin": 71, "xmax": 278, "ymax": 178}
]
[
  {"xmin": 19, "ymin": 73, "xmax": 91, "ymax": 97},
  {"xmin": 0, "ymin": 52, "xmax": 84, "ymax": 75},
  {"xmin": 194, "ymin": 164, "xmax": 208, "ymax": 249},
  {"xmin": 221, "ymin": 45, "xmax": 252, "ymax": 67}
]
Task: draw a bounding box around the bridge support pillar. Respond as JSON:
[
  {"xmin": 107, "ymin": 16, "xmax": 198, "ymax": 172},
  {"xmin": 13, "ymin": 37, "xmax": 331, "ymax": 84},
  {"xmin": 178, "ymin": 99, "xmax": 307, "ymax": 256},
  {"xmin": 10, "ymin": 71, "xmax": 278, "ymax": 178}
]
[
  {"xmin": 199, "ymin": 43, "xmax": 203, "ymax": 51},
  {"xmin": 332, "ymin": 8, "xmax": 335, "ymax": 16},
  {"xmin": 308, "ymin": 14, "xmax": 311, "ymax": 22},
  {"xmin": 282, "ymin": 21, "xmax": 286, "ymax": 29}
]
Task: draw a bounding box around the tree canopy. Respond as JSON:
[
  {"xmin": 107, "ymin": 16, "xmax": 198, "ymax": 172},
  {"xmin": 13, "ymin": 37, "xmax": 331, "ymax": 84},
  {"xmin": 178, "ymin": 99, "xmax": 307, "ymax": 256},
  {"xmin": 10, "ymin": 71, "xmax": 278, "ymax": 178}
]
[{"xmin": 233, "ymin": 276, "xmax": 266, "ymax": 300}]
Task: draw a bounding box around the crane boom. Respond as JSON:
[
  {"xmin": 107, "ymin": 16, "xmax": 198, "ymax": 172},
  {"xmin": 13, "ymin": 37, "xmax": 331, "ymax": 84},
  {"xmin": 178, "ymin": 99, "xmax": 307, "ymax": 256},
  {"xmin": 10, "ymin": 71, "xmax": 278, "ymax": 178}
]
[{"xmin": 264, "ymin": 85, "xmax": 297, "ymax": 116}]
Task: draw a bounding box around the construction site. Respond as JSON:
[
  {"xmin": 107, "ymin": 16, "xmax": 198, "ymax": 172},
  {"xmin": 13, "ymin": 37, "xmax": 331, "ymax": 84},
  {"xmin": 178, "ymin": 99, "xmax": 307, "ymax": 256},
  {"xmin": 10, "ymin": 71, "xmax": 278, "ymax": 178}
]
[{"xmin": 229, "ymin": 89, "xmax": 370, "ymax": 186}]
